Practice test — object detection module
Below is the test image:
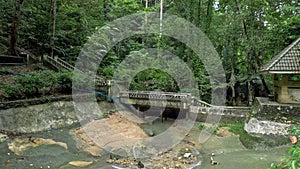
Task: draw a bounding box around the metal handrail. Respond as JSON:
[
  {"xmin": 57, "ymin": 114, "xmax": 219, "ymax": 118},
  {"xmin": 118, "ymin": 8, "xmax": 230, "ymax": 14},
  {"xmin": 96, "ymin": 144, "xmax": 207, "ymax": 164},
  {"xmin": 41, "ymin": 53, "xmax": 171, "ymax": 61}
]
[
  {"xmin": 191, "ymin": 97, "xmax": 251, "ymax": 109},
  {"xmin": 45, "ymin": 55, "xmax": 107, "ymax": 85}
]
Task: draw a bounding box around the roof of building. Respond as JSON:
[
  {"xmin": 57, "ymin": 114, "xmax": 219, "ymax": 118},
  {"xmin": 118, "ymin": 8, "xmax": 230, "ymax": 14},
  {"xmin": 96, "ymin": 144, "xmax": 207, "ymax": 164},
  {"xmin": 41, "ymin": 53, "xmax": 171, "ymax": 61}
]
[{"xmin": 261, "ymin": 37, "xmax": 300, "ymax": 74}]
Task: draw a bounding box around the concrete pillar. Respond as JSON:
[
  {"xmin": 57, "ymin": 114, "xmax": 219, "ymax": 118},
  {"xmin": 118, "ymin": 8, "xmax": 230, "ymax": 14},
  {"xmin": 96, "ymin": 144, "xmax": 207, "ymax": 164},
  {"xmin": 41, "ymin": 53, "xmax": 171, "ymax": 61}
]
[
  {"xmin": 26, "ymin": 54, "xmax": 29, "ymax": 65},
  {"xmin": 107, "ymin": 80, "xmax": 114, "ymax": 98},
  {"xmin": 278, "ymin": 75, "xmax": 289, "ymax": 103},
  {"xmin": 160, "ymin": 109, "xmax": 164, "ymax": 123},
  {"xmin": 186, "ymin": 109, "xmax": 190, "ymax": 120}
]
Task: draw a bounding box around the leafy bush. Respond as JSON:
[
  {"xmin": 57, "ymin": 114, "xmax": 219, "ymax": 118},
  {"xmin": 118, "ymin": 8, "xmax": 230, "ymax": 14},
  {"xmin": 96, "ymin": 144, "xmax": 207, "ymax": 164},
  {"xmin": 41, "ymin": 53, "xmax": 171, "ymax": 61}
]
[
  {"xmin": 218, "ymin": 122, "xmax": 245, "ymax": 135},
  {"xmin": 198, "ymin": 123, "xmax": 206, "ymax": 130},
  {"xmin": 13, "ymin": 71, "xmax": 46, "ymax": 97},
  {"xmin": 56, "ymin": 69, "xmax": 73, "ymax": 93},
  {"xmin": 1, "ymin": 84, "xmax": 23, "ymax": 100},
  {"xmin": 1, "ymin": 69, "xmax": 74, "ymax": 101},
  {"xmin": 268, "ymin": 126, "xmax": 300, "ymax": 169}
]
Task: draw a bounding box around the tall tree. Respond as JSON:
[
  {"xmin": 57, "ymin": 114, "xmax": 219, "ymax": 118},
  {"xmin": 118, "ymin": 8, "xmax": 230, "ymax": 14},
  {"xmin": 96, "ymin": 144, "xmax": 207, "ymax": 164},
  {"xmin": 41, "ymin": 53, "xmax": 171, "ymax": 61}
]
[
  {"xmin": 50, "ymin": 0, "xmax": 57, "ymax": 58},
  {"xmin": 10, "ymin": 0, "xmax": 25, "ymax": 55}
]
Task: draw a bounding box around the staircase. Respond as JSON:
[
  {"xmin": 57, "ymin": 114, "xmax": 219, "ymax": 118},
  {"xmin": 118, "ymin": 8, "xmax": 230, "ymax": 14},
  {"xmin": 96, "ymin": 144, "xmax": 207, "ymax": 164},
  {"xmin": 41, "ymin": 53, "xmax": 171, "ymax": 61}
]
[{"xmin": 43, "ymin": 55, "xmax": 107, "ymax": 86}]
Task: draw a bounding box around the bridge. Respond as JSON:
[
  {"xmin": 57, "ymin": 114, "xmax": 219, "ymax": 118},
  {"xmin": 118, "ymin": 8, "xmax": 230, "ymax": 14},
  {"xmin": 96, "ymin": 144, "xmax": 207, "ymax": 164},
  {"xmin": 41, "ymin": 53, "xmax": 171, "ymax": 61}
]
[
  {"xmin": 15, "ymin": 53, "xmax": 250, "ymax": 121},
  {"xmin": 118, "ymin": 90, "xmax": 191, "ymax": 109}
]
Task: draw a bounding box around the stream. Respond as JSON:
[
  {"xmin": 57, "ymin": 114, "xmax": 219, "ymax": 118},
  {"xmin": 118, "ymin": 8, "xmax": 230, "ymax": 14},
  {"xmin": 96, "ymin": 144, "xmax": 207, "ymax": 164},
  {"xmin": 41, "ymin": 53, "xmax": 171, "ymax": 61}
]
[{"xmin": 0, "ymin": 115, "xmax": 288, "ymax": 169}]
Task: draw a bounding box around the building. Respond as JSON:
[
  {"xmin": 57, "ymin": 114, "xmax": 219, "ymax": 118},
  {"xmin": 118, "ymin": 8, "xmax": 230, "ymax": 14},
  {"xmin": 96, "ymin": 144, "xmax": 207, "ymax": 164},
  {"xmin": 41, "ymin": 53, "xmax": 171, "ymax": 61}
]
[{"xmin": 261, "ymin": 37, "xmax": 300, "ymax": 104}]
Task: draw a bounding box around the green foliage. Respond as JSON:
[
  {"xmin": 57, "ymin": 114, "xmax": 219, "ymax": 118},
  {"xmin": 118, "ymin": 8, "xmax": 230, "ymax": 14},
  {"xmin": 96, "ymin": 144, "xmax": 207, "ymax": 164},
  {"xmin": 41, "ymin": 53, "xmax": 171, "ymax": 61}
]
[
  {"xmin": 1, "ymin": 84, "xmax": 23, "ymax": 100},
  {"xmin": 13, "ymin": 72, "xmax": 46, "ymax": 97},
  {"xmin": 1, "ymin": 69, "xmax": 73, "ymax": 101},
  {"xmin": 218, "ymin": 122, "xmax": 245, "ymax": 135},
  {"xmin": 129, "ymin": 68, "xmax": 179, "ymax": 92},
  {"xmin": 289, "ymin": 126, "xmax": 300, "ymax": 138},
  {"xmin": 0, "ymin": 0, "xmax": 299, "ymax": 105},
  {"xmin": 56, "ymin": 69, "xmax": 73, "ymax": 93},
  {"xmin": 198, "ymin": 123, "xmax": 206, "ymax": 130},
  {"xmin": 269, "ymin": 126, "xmax": 300, "ymax": 169}
]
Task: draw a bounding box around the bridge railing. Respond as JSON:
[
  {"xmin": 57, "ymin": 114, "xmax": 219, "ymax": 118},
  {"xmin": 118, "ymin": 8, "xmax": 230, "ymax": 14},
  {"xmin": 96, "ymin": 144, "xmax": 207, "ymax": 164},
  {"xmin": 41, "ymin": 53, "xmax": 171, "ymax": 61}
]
[
  {"xmin": 191, "ymin": 98, "xmax": 213, "ymax": 107},
  {"xmin": 119, "ymin": 91, "xmax": 191, "ymax": 102},
  {"xmin": 191, "ymin": 97, "xmax": 251, "ymax": 110}
]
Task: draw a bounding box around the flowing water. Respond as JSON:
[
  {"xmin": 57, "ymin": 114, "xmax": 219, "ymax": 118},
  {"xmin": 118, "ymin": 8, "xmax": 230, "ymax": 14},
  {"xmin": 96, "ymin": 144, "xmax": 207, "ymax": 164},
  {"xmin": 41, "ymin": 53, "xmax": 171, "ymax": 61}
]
[
  {"xmin": 140, "ymin": 119, "xmax": 288, "ymax": 169},
  {"xmin": 0, "ymin": 117, "xmax": 288, "ymax": 169}
]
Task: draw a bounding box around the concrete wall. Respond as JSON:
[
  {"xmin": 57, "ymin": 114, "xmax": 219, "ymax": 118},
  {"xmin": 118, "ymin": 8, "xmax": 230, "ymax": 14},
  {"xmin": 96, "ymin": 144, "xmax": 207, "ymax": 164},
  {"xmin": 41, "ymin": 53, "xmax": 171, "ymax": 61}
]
[
  {"xmin": 254, "ymin": 97, "xmax": 300, "ymax": 118},
  {"xmin": 0, "ymin": 101, "xmax": 103, "ymax": 134},
  {"xmin": 189, "ymin": 106, "xmax": 249, "ymax": 123}
]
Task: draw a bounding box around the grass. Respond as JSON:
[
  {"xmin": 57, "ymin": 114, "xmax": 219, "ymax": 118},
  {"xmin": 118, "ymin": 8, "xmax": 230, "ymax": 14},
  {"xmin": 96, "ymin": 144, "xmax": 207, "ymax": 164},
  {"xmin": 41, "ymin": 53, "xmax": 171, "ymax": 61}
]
[{"xmin": 218, "ymin": 121, "xmax": 245, "ymax": 135}]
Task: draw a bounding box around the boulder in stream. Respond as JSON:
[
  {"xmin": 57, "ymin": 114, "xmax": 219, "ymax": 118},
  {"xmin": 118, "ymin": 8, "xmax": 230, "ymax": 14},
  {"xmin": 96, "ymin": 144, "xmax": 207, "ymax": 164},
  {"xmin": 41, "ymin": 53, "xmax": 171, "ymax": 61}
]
[
  {"xmin": 244, "ymin": 118, "xmax": 291, "ymax": 135},
  {"xmin": 8, "ymin": 137, "xmax": 68, "ymax": 155}
]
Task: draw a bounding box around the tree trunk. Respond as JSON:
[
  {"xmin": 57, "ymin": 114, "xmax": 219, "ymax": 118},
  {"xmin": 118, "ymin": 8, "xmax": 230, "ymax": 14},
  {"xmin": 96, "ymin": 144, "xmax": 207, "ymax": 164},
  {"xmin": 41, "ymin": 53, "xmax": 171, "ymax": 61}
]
[
  {"xmin": 189, "ymin": 0, "xmax": 194, "ymax": 23},
  {"xmin": 50, "ymin": 0, "xmax": 57, "ymax": 58},
  {"xmin": 234, "ymin": 0, "xmax": 256, "ymax": 105},
  {"xmin": 230, "ymin": 59, "xmax": 236, "ymax": 106},
  {"xmin": 204, "ymin": 0, "xmax": 213, "ymax": 34},
  {"xmin": 9, "ymin": 0, "xmax": 24, "ymax": 55},
  {"xmin": 197, "ymin": 0, "xmax": 202, "ymax": 27},
  {"xmin": 103, "ymin": 0, "xmax": 108, "ymax": 20}
]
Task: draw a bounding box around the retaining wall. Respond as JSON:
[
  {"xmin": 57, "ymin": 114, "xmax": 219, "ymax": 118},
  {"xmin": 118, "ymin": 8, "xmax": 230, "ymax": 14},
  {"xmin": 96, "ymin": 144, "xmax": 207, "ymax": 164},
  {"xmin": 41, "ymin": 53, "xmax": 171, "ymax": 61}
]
[{"xmin": 190, "ymin": 106, "xmax": 250, "ymax": 123}]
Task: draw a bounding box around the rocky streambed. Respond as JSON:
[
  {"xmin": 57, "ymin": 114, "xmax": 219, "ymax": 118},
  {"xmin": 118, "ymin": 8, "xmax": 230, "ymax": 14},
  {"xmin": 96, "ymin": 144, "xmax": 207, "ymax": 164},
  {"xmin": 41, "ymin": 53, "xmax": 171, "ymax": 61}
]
[{"xmin": 0, "ymin": 101, "xmax": 292, "ymax": 169}]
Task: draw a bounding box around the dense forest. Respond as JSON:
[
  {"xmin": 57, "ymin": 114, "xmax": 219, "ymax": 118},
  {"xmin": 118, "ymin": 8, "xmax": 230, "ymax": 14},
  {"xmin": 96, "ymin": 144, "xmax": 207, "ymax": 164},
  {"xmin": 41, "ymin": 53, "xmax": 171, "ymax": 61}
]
[{"xmin": 0, "ymin": 0, "xmax": 299, "ymax": 105}]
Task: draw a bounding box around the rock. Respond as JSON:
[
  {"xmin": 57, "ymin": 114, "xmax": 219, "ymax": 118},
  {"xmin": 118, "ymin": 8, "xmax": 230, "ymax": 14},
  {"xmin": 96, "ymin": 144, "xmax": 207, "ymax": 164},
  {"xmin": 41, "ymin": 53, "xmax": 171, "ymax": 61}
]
[
  {"xmin": 210, "ymin": 157, "xmax": 219, "ymax": 165},
  {"xmin": 71, "ymin": 112, "xmax": 148, "ymax": 157},
  {"xmin": 68, "ymin": 161, "xmax": 93, "ymax": 167},
  {"xmin": 244, "ymin": 118, "xmax": 291, "ymax": 135},
  {"xmin": 110, "ymin": 148, "xmax": 128, "ymax": 160},
  {"xmin": 137, "ymin": 161, "xmax": 144, "ymax": 168},
  {"xmin": 106, "ymin": 159, "xmax": 114, "ymax": 164},
  {"xmin": 183, "ymin": 153, "xmax": 191, "ymax": 158},
  {"xmin": 8, "ymin": 137, "xmax": 68, "ymax": 155},
  {"xmin": 0, "ymin": 133, "xmax": 8, "ymax": 143},
  {"xmin": 148, "ymin": 131, "xmax": 155, "ymax": 137}
]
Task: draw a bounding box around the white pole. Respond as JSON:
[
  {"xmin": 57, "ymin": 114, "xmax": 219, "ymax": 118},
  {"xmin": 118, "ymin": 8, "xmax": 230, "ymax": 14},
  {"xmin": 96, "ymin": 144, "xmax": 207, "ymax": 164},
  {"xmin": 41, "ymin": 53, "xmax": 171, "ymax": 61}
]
[{"xmin": 160, "ymin": 0, "xmax": 163, "ymax": 37}]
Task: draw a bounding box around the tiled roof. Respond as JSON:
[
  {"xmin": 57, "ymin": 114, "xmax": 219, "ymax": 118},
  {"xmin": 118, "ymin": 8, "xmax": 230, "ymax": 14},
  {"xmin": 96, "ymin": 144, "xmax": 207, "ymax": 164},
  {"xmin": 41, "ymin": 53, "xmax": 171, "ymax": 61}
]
[{"xmin": 261, "ymin": 37, "xmax": 300, "ymax": 74}]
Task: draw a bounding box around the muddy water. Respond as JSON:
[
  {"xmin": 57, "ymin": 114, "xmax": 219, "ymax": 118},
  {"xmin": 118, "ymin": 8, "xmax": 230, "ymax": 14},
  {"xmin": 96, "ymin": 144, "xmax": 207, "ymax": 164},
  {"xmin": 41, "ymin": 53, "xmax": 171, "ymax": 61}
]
[
  {"xmin": 0, "ymin": 124, "xmax": 111, "ymax": 169},
  {"xmin": 196, "ymin": 136, "xmax": 288, "ymax": 169},
  {"xmin": 0, "ymin": 118, "xmax": 288, "ymax": 169},
  {"xmin": 140, "ymin": 119, "xmax": 288, "ymax": 169}
]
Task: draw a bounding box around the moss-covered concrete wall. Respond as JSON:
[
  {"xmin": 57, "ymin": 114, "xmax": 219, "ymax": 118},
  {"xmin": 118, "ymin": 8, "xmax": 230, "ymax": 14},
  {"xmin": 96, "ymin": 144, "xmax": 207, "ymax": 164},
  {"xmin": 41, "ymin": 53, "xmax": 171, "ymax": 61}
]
[{"xmin": 253, "ymin": 97, "xmax": 300, "ymax": 120}]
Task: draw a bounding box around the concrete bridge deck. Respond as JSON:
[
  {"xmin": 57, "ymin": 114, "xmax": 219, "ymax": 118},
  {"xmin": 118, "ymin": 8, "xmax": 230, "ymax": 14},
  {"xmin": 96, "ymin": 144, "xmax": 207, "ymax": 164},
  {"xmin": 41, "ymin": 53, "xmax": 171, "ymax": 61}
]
[{"xmin": 118, "ymin": 91, "xmax": 191, "ymax": 109}]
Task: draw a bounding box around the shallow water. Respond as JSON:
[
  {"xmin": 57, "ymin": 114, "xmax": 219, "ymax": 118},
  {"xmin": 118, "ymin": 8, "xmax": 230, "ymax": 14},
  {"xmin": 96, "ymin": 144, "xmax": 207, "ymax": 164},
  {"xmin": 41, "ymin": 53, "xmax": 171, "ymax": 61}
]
[
  {"xmin": 196, "ymin": 136, "xmax": 288, "ymax": 169},
  {"xmin": 0, "ymin": 118, "xmax": 288, "ymax": 169},
  {"xmin": 0, "ymin": 124, "xmax": 110, "ymax": 169},
  {"xmin": 140, "ymin": 118, "xmax": 288, "ymax": 169}
]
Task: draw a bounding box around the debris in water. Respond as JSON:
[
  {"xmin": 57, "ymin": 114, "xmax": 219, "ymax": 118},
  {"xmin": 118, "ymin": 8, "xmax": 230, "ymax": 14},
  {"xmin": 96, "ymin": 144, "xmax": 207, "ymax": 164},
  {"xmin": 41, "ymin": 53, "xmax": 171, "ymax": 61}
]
[
  {"xmin": 290, "ymin": 136, "xmax": 298, "ymax": 144},
  {"xmin": 137, "ymin": 161, "xmax": 144, "ymax": 168}
]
